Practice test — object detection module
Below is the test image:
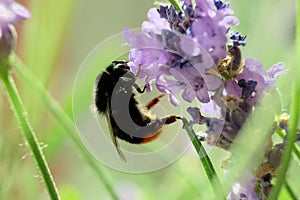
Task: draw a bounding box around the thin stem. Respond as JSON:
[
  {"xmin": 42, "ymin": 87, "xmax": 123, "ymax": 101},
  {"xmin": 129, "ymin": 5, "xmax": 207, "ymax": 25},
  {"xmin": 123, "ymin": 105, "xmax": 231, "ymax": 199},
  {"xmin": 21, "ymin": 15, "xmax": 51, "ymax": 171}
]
[
  {"xmin": 168, "ymin": 0, "xmax": 182, "ymax": 11},
  {"xmin": 269, "ymin": 0, "xmax": 300, "ymax": 198},
  {"xmin": 12, "ymin": 54, "xmax": 119, "ymax": 200},
  {"xmin": 182, "ymin": 118, "xmax": 225, "ymax": 200},
  {"xmin": 0, "ymin": 71, "xmax": 60, "ymax": 200},
  {"xmin": 269, "ymin": 87, "xmax": 300, "ymax": 199},
  {"xmin": 276, "ymin": 129, "xmax": 300, "ymax": 162}
]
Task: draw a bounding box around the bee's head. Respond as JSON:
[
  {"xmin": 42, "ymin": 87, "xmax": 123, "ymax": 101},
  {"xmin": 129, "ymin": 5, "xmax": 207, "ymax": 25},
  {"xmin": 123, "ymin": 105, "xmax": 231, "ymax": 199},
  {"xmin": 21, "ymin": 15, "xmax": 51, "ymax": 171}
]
[{"xmin": 106, "ymin": 60, "xmax": 130, "ymax": 77}]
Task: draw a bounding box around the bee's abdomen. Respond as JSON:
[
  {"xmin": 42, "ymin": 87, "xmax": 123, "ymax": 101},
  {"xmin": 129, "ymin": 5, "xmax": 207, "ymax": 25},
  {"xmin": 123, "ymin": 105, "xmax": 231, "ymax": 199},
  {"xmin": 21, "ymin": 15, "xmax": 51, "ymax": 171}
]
[{"xmin": 110, "ymin": 96, "xmax": 163, "ymax": 144}]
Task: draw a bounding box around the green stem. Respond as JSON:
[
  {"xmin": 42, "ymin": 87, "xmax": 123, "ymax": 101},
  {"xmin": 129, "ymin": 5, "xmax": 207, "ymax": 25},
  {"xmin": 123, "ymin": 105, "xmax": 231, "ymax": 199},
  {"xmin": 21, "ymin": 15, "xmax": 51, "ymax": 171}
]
[
  {"xmin": 0, "ymin": 71, "xmax": 60, "ymax": 200},
  {"xmin": 269, "ymin": 87, "xmax": 300, "ymax": 199},
  {"xmin": 12, "ymin": 55, "xmax": 118, "ymax": 200},
  {"xmin": 182, "ymin": 118, "xmax": 225, "ymax": 200},
  {"xmin": 276, "ymin": 129, "xmax": 300, "ymax": 162},
  {"xmin": 269, "ymin": 0, "xmax": 300, "ymax": 198},
  {"xmin": 168, "ymin": 0, "xmax": 182, "ymax": 11}
]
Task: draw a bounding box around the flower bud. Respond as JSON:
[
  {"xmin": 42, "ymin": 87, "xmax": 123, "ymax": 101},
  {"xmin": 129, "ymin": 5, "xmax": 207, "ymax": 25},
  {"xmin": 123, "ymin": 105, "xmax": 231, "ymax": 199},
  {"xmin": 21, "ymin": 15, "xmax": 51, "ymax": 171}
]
[{"xmin": 0, "ymin": 25, "xmax": 17, "ymax": 77}]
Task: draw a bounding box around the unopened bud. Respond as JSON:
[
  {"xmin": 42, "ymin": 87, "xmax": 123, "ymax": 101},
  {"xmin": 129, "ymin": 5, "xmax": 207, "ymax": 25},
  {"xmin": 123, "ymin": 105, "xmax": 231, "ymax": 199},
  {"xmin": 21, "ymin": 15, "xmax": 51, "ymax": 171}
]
[
  {"xmin": 0, "ymin": 24, "xmax": 17, "ymax": 63},
  {"xmin": 0, "ymin": 25, "xmax": 17, "ymax": 77}
]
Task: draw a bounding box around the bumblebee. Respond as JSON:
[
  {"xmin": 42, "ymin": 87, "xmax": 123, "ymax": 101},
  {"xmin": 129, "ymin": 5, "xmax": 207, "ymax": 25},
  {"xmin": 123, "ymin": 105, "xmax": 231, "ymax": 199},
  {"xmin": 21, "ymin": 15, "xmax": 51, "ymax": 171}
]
[{"xmin": 94, "ymin": 61, "xmax": 181, "ymax": 160}]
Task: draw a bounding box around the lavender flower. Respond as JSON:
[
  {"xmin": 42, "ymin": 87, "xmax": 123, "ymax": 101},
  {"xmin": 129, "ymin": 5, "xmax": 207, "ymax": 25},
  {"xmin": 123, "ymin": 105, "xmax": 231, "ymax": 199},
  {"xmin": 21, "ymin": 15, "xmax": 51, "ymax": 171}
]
[
  {"xmin": 157, "ymin": 67, "xmax": 210, "ymax": 104},
  {"xmin": 156, "ymin": 0, "xmax": 239, "ymax": 63},
  {"xmin": 187, "ymin": 105, "xmax": 243, "ymax": 148},
  {"xmin": 123, "ymin": 0, "xmax": 239, "ymax": 105},
  {"xmin": 123, "ymin": 28, "xmax": 173, "ymax": 93},
  {"xmin": 227, "ymin": 171, "xmax": 260, "ymax": 200},
  {"xmin": 225, "ymin": 58, "xmax": 287, "ymax": 106},
  {"xmin": 0, "ymin": 0, "xmax": 30, "ymax": 34}
]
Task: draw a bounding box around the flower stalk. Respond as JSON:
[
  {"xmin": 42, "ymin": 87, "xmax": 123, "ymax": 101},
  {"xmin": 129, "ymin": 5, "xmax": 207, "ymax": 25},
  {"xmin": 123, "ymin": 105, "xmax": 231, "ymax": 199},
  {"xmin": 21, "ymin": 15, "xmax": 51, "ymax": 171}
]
[
  {"xmin": 276, "ymin": 129, "xmax": 300, "ymax": 162},
  {"xmin": 268, "ymin": 85, "xmax": 300, "ymax": 199},
  {"xmin": 0, "ymin": 67, "xmax": 61, "ymax": 200},
  {"xmin": 182, "ymin": 118, "xmax": 225, "ymax": 200},
  {"xmin": 269, "ymin": 74, "xmax": 300, "ymax": 200},
  {"xmin": 12, "ymin": 54, "xmax": 119, "ymax": 200},
  {"xmin": 269, "ymin": 1, "xmax": 300, "ymax": 198}
]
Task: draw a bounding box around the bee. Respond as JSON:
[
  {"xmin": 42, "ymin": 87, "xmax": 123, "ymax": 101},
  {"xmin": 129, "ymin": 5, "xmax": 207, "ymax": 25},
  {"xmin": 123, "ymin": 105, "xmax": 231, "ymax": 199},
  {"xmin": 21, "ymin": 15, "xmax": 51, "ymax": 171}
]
[{"xmin": 94, "ymin": 61, "xmax": 181, "ymax": 160}]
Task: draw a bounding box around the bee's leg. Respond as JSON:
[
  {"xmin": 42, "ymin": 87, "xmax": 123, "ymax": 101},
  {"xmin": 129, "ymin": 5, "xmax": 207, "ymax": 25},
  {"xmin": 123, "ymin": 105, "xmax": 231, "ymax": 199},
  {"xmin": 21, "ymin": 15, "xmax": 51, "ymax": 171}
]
[
  {"xmin": 133, "ymin": 83, "xmax": 147, "ymax": 94},
  {"xmin": 160, "ymin": 115, "xmax": 182, "ymax": 125},
  {"xmin": 133, "ymin": 83, "xmax": 165, "ymax": 108},
  {"xmin": 146, "ymin": 94, "xmax": 165, "ymax": 110},
  {"xmin": 146, "ymin": 95, "xmax": 182, "ymax": 120}
]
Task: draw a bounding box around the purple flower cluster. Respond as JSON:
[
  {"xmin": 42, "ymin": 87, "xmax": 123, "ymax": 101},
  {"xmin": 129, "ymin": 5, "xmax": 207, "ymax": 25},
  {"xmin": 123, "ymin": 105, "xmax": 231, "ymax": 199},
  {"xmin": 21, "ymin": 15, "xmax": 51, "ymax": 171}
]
[
  {"xmin": 225, "ymin": 59, "xmax": 287, "ymax": 107},
  {"xmin": 123, "ymin": 1, "xmax": 288, "ymax": 198},
  {"xmin": 123, "ymin": 0, "xmax": 287, "ymax": 149},
  {"xmin": 188, "ymin": 58, "xmax": 287, "ymax": 149},
  {"xmin": 123, "ymin": 0, "xmax": 287, "ymax": 148},
  {"xmin": 123, "ymin": 0, "xmax": 239, "ymax": 106}
]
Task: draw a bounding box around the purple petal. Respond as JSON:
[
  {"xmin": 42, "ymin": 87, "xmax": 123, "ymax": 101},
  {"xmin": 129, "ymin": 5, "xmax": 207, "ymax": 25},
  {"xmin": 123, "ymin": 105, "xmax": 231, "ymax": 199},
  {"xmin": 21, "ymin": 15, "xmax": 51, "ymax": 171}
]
[
  {"xmin": 234, "ymin": 58, "xmax": 287, "ymax": 97},
  {"xmin": 156, "ymin": 75, "xmax": 180, "ymax": 106},
  {"xmin": 169, "ymin": 93, "xmax": 179, "ymax": 106},
  {"xmin": 123, "ymin": 29, "xmax": 164, "ymax": 49},
  {"xmin": 225, "ymin": 79, "xmax": 241, "ymax": 97},
  {"xmin": 236, "ymin": 58, "xmax": 266, "ymax": 91},
  {"xmin": 127, "ymin": 61, "xmax": 140, "ymax": 76},
  {"xmin": 267, "ymin": 62, "xmax": 285, "ymax": 74},
  {"xmin": 182, "ymin": 85, "xmax": 195, "ymax": 102},
  {"xmin": 0, "ymin": 1, "xmax": 30, "ymax": 29},
  {"xmin": 169, "ymin": 68, "xmax": 193, "ymax": 83},
  {"xmin": 266, "ymin": 62, "xmax": 288, "ymax": 87},
  {"xmin": 183, "ymin": 0, "xmax": 192, "ymax": 5},
  {"xmin": 192, "ymin": 18, "xmax": 227, "ymax": 63},
  {"xmin": 156, "ymin": 74, "xmax": 184, "ymax": 94},
  {"xmin": 196, "ymin": 88, "xmax": 210, "ymax": 103},
  {"xmin": 202, "ymin": 100, "xmax": 223, "ymax": 118},
  {"xmin": 147, "ymin": 8, "xmax": 161, "ymax": 22},
  {"xmin": 195, "ymin": 0, "xmax": 215, "ymax": 16},
  {"xmin": 145, "ymin": 83, "xmax": 152, "ymax": 93},
  {"xmin": 206, "ymin": 118, "xmax": 224, "ymax": 136},
  {"xmin": 241, "ymin": 58, "xmax": 266, "ymax": 78},
  {"xmin": 202, "ymin": 73, "xmax": 223, "ymax": 91},
  {"xmin": 227, "ymin": 171, "xmax": 260, "ymax": 200},
  {"xmin": 221, "ymin": 15, "xmax": 239, "ymax": 26},
  {"xmin": 142, "ymin": 8, "xmax": 170, "ymax": 33},
  {"xmin": 179, "ymin": 36, "xmax": 201, "ymax": 57},
  {"xmin": 11, "ymin": 2, "xmax": 31, "ymax": 19},
  {"xmin": 187, "ymin": 107, "xmax": 207, "ymax": 127}
]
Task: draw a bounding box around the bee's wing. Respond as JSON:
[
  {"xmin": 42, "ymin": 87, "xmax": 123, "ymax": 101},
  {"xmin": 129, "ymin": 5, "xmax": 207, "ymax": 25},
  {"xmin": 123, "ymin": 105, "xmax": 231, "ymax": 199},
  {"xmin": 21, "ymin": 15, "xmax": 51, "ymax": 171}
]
[{"xmin": 105, "ymin": 109, "xmax": 127, "ymax": 161}]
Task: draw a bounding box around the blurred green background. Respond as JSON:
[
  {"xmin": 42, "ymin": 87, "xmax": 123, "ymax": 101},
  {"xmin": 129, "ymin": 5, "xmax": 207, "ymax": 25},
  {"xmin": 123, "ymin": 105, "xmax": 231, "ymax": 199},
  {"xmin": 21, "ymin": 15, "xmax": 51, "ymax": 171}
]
[{"xmin": 0, "ymin": 0, "xmax": 298, "ymax": 199}]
